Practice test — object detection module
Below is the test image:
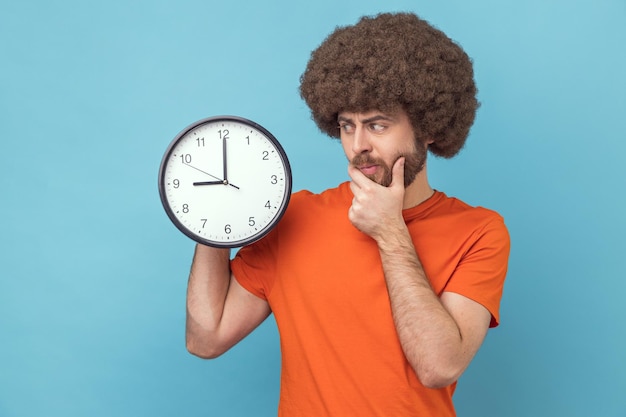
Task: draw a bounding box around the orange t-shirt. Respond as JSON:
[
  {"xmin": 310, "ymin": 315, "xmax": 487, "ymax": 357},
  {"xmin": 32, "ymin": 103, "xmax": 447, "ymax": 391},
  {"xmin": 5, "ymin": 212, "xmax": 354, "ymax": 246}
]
[{"xmin": 231, "ymin": 182, "xmax": 510, "ymax": 417}]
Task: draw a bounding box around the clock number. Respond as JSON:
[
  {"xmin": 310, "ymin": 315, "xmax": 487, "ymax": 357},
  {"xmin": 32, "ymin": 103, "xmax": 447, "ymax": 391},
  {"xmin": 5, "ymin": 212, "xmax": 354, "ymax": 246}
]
[
  {"xmin": 249, "ymin": 217, "xmax": 255, "ymax": 226},
  {"xmin": 196, "ymin": 137, "xmax": 205, "ymax": 147},
  {"xmin": 265, "ymin": 200, "xmax": 271, "ymax": 209},
  {"xmin": 271, "ymin": 175, "xmax": 278, "ymax": 184},
  {"xmin": 219, "ymin": 129, "xmax": 230, "ymax": 140},
  {"xmin": 225, "ymin": 224, "xmax": 231, "ymax": 234},
  {"xmin": 172, "ymin": 179, "xmax": 180, "ymax": 188},
  {"xmin": 200, "ymin": 219, "xmax": 207, "ymax": 228},
  {"xmin": 180, "ymin": 154, "xmax": 192, "ymax": 164},
  {"xmin": 182, "ymin": 204, "xmax": 189, "ymax": 213},
  {"xmin": 245, "ymin": 135, "xmax": 250, "ymax": 144},
  {"xmin": 262, "ymin": 151, "xmax": 269, "ymax": 160}
]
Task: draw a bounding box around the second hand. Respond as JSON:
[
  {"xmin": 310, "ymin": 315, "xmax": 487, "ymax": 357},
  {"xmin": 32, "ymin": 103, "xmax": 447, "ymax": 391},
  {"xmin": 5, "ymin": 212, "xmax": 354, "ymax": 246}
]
[{"xmin": 183, "ymin": 161, "xmax": 239, "ymax": 189}]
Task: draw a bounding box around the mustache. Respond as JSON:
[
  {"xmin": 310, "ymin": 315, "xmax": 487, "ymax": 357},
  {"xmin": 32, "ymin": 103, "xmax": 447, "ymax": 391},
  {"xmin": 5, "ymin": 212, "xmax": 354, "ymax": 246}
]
[{"xmin": 351, "ymin": 153, "xmax": 385, "ymax": 167}]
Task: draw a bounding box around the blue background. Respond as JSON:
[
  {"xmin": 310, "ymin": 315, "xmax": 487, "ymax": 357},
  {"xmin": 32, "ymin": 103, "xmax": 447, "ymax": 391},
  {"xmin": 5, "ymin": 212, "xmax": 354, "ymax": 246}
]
[{"xmin": 1, "ymin": 0, "xmax": 625, "ymax": 416}]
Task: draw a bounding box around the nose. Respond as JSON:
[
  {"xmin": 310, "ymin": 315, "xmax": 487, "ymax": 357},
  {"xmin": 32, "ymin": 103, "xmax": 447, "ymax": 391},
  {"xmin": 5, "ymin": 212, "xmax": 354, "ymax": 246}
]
[{"xmin": 352, "ymin": 125, "xmax": 372, "ymax": 154}]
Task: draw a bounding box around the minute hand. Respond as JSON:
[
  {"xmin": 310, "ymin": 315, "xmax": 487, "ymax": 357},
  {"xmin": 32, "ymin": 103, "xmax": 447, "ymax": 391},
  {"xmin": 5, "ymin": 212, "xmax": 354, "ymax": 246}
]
[{"xmin": 222, "ymin": 136, "xmax": 228, "ymax": 182}]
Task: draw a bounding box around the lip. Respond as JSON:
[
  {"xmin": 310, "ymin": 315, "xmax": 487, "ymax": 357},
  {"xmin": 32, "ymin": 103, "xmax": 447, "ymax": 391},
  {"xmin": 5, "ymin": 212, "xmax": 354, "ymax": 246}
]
[{"xmin": 358, "ymin": 165, "xmax": 378, "ymax": 175}]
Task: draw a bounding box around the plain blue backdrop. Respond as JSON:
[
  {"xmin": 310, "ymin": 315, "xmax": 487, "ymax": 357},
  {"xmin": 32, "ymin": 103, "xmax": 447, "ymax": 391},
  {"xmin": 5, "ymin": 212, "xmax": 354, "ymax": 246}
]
[{"xmin": 1, "ymin": 0, "xmax": 625, "ymax": 416}]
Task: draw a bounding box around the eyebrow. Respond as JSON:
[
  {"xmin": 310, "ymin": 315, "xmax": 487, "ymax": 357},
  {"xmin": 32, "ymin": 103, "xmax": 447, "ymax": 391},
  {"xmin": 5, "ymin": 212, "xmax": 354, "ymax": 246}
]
[{"xmin": 337, "ymin": 114, "xmax": 396, "ymax": 124}]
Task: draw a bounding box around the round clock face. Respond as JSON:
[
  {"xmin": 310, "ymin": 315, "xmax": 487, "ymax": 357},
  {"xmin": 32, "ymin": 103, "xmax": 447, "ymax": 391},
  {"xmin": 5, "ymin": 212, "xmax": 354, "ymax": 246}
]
[{"xmin": 158, "ymin": 116, "xmax": 292, "ymax": 248}]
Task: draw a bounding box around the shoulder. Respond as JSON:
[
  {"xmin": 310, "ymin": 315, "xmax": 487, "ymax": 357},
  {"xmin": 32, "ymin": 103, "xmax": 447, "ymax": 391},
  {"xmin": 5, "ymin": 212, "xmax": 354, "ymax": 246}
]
[
  {"xmin": 436, "ymin": 194, "xmax": 510, "ymax": 260},
  {"xmin": 287, "ymin": 182, "xmax": 352, "ymax": 211},
  {"xmin": 275, "ymin": 182, "xmax": 353, "ymax": 238},
  {"xmin": 434, "ymin": 192, "xmax": 506, "ymax": 228},
  {"xmin": 409, "ymin": 192, "xmax": 510, "ymax": 250}
]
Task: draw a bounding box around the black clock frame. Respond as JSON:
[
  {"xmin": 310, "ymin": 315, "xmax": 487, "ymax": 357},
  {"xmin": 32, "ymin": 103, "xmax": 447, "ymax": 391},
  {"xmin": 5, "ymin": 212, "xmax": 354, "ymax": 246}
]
[{"xmin": 158, "ymin": 115, "xmax": 292, "ymax": 248}]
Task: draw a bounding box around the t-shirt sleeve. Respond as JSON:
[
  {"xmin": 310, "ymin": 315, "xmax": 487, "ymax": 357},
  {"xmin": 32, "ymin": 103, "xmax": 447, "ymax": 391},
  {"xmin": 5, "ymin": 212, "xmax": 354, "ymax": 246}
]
[
  {"xmin": 443, "ymin": 215, "xmax": 511, "ymax": 327},
  {"xmin": 231, "ymin": 189, "xmax": 311, "ymax": 301},
  {"xmin": 230, "ymin": 227, "xmax": 279, "ymax": 301}
]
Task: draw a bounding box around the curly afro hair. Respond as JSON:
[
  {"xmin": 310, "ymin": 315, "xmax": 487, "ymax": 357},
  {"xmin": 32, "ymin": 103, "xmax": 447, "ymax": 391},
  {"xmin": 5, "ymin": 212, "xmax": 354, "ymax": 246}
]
[{"xmin": 299, "ymin": 12, "xmax": 479, "ymax": 158}]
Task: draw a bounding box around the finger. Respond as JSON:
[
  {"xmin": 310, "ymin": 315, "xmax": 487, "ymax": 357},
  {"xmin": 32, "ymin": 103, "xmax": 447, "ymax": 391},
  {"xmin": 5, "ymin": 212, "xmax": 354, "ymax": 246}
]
[
  {"xmin": 390, "ymin": 156, "xmax": 405, "ymax": 189},
  {"xmin": 347, "ymin": 163, "xmax": 369, "ymax": 187}
]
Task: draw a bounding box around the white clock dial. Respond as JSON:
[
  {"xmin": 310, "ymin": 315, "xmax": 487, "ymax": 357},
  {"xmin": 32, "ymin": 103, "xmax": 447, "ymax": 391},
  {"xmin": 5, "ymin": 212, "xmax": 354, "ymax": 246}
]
[{"xmin": 159, "ymin": 116, "xmax": 292, "ymax": 247}]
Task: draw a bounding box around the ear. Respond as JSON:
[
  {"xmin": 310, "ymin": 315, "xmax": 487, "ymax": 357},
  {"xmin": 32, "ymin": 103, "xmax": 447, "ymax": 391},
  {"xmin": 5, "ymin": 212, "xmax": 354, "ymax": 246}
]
[{"xmin": 419, "ymin": 138, "xmax": 434, "ymax": 152}]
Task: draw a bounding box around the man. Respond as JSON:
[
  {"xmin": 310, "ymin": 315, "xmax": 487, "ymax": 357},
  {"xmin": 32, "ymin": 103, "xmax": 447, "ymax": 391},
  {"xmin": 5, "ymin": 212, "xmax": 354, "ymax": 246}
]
[{"xmin": 186, "ymin": 12, "xmax": 510, "ymax": 416}]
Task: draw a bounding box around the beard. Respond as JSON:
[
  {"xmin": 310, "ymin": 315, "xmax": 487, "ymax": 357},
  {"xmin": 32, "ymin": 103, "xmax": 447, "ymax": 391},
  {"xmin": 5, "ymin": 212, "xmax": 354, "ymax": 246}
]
[{"xmin": 350, "ymin": 143, "xmax": 427, "ymax": 187}]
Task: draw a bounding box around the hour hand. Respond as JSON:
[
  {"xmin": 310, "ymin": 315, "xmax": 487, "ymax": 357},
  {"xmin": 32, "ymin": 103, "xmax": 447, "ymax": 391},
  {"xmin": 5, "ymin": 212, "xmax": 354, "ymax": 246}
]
[
  {"xmin": 193, "ymin": 179, "xmax": 240, "ymax": 189},
  {"xmin": 182, "ymin": 162, "xmax": 239, "ymax": 189}
]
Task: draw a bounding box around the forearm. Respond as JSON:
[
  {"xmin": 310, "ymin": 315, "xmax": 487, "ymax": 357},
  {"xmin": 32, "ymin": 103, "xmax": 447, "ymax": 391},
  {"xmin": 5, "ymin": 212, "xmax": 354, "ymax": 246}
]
[
  {"xmin": 377, "ymin": 227, "xmax": 467, "ymax": 388},
  {"xmin": 186, "ymin": 244, "xmax": 232, "ymax": 357}
]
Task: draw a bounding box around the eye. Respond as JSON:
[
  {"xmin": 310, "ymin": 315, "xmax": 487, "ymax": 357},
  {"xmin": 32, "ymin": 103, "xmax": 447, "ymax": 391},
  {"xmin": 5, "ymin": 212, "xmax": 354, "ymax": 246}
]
[
  {"xmin": 338, "ymin": 123, "xmax": 355, "ymax": 134},
  {"xmin": 368, "ymin": 123, "xmax": 387, "ymax": 133}
]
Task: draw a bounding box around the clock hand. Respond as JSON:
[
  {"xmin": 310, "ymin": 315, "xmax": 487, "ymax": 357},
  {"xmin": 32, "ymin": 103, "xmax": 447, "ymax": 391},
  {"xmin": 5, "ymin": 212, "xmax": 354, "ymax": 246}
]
[
  {"xmin": 192, "ymin": 180, "xmax": 240, "ymax": 190},
  {"xmin": 183, "ymin": 161, "xmax": 222, "ymax": 182},
  {"xmin": 182, "ymin": 162, "xmax": 240, "ymax": 189},
  {"xmin": 222, "ymin": 135, "xmax": 228, "ymax": 183},
  {"xmin": 219, "ymin": 137, "xmax": 240, "ymax": 189}
]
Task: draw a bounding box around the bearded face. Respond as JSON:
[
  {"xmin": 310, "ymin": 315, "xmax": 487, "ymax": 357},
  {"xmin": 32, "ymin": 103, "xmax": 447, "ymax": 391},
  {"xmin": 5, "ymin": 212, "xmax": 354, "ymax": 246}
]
[{"xmin": 350, "ymin": 141, "xmax": 427, "ymax": 187}]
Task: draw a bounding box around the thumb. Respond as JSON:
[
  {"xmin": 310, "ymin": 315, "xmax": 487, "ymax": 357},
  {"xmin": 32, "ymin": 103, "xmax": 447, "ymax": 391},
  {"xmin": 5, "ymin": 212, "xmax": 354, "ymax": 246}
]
[{"xmin": 390, "ymin": 156, "xmax": 405, "ymax": 188}]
